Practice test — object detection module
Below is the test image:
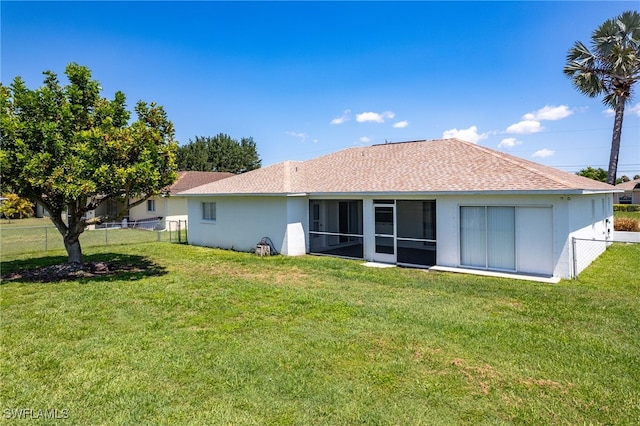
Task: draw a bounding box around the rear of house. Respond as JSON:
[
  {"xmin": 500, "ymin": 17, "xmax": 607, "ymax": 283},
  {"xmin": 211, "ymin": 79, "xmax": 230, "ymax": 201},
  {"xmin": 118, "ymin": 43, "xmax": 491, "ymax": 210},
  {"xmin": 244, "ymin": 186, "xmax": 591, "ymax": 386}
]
[{"xmin": 181, "ymin": 139, "xmax": 616, "ymax": 280}]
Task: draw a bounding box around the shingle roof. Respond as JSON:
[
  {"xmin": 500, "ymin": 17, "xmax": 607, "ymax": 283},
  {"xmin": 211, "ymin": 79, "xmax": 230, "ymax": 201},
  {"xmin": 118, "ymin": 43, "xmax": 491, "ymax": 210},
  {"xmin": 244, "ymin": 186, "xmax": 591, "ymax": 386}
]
[
  {"xmin": 180, "ymin": 139, "xmax": 616, "ymax": 195},
  {"xmin": 169, "ymin": 171, "xmax": 234, "ymax": 195},
  {"xmin": 616, "ymin": 178, "xmax": 640, "ymax": 191}
]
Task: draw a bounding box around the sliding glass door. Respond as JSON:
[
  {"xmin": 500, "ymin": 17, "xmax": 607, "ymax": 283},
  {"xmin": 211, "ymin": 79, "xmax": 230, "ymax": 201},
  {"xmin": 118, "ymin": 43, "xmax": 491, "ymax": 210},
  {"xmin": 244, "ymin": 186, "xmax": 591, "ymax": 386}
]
[{"xmin": 460, "ymin": 206, "xmax": 515, "ymax": 271}]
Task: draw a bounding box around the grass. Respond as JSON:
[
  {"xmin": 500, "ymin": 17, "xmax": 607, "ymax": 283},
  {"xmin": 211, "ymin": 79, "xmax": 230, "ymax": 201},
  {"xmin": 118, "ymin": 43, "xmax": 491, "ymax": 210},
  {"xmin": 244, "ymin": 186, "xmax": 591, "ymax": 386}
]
[
  {"xmin": 0, "ymin": 217, "xmax": 184, "ymax": 258},
  {"xmin": 1, "ymin": 243, "xmax": 639, "ymax": 424},
  {"xmin": 615, "ymin": 210, "xmax": 640, "ymax": 220}
]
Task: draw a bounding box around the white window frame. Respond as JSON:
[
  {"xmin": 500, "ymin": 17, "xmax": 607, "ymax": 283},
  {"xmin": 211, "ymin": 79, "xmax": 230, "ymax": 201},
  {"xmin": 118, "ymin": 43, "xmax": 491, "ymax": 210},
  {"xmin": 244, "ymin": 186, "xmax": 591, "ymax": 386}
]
[{"xmin": 147, "ymin": 199, "xmax": 156, "ymax": 212}]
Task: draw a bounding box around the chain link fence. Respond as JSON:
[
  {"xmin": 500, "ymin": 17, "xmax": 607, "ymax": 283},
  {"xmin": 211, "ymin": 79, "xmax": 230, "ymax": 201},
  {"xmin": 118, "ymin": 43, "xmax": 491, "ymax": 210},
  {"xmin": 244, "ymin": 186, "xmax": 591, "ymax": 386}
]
[
  {"xmin": 572, "ymin": 234, "xmax": 639, "ymax": 279},
  {"xmin": 0, "ymin": 220, "xmax": 187, "ymax": 258}
]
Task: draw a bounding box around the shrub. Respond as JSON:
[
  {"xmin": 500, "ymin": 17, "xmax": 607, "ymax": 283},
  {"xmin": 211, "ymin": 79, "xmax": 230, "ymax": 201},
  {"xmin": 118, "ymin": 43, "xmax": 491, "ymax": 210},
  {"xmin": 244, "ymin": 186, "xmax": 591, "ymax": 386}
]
[
  {"xmin": 614, "ymin": 217, "xmax": 640, "ymax": 232},
  {"xmin": 614, "ymin": 204, "xmax": 640, "ymax": 212},
  {"xmin": 0, "ymin": 193, "xmax": 34, "ymax": 219}
]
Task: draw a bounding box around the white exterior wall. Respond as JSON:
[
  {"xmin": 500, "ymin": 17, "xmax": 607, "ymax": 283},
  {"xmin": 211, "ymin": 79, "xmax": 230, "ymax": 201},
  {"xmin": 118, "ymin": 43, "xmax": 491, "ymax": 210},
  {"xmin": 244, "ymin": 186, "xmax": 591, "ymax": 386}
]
[
  {"xmin": 435, "ymin": 193, "xmax": 613, "ymax": 279},
  {"xmin": 187, "ymin": 196, "xmax": 291, "ymax": 254},
  {"xmin": 282, "ymin": 196, "xmax": 308, "ymax": 256},
  {"xmin": 563, "ymin": 193, "xmax": 614, "ymax": 277},
  {"xmin": 129, "ymin": 197, "xmax": 167, "ymax": 221},
  {"xmin": 129, "ymin": 196, "xmax": 189, "ymax": 227},
  {"xmin": 434, "ymin": 194, "xmax": 561, "ymax": 276}
]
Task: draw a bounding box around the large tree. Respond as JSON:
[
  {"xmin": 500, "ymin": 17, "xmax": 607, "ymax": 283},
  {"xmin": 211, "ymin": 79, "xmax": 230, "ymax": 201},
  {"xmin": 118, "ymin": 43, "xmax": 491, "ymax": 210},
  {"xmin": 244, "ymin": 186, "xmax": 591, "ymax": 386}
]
[
  {"xmin": 177, "ymin": 133, "xmax": 261, "ymax": 174},
  {"xmin": 0, "ymin": 63, "xmax": 178, "ymax": 264},
  {"xmin": 577, "ymin": 166, "xmax": 608, "ymax": 182},
  {"xmin": 564, "ymin": 10, "xmax": 640, "ymax": 185}
]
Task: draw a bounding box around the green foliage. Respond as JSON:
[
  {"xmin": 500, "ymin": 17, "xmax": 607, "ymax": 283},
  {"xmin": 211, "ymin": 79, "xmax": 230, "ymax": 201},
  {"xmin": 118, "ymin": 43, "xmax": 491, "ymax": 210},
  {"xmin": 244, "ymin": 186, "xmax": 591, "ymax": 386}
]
[
  {"xmin": 564, "ymin": 10, "xmax": 640, "ymax": 185},
  {"xmin": 0, "ymin": 63, "xmax": 178, "ymax": 263},
  {"xmin": 577, "ymin": 166, "xmax": 608, "ymax": 182},
  {"xmin": 614, "ymin": 204, "xmax": 640, "ymax": 212},
  {"xmin": 177, "ymin": 133, "xmax": 261, "ymax": 173},
  {"xmin": 564, "ymin": 10, "xmax": 640, "ymax": 108},
  {"xmin": 0, "ymin": 193, "xmax": 34, "ymax": 219}
]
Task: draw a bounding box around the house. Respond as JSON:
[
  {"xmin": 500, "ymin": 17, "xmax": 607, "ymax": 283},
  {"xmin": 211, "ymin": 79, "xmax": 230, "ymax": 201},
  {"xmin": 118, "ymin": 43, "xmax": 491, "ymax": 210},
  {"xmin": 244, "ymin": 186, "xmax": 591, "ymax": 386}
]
[
  {"xmin": 613, "ymin": 178, "xmax": 640, "ymax": 204},
  {"xmin": 180, "ymin": 139, "xmax": 618, "ymax": 281},
  {"xmin": 123, "ymin": 171, "xmax": 234, "ymax": 228},
  {"xmin": 81, "ymin": 171, "xmax": 234, "ymax": 228}
]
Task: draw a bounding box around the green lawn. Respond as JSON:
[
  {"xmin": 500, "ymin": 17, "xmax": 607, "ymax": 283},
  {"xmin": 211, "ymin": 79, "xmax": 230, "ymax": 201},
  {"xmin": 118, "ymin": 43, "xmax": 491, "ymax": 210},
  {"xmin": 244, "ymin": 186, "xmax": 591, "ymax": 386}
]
[
  {"xmin": 615, "ymin": 210, "xmax": 640, "ymax": 220},
  {"xmin": 1, "ymin": 243, "xmax": 639, "ymax": 424},
  {"xmin": 0, "ymin": 218, "xmax": 184, "ymax": 258}
]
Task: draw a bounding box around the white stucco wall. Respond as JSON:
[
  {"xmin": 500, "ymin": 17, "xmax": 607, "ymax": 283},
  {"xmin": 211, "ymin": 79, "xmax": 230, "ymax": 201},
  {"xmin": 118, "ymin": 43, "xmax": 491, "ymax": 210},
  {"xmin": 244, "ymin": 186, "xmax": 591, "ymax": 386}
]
[
  {"xmin": 187, "ymin": 196, "xmax": 291, "ymax": 254},
  {"xmin": 282, "ymin": 196, "xmax": 308, "ymax": 256},
  {"xmin": 563, "ymin": 193, "xmax": 614, "ymax": 277},
  {"xmin": 433, "ymin": 192, "xmax": 613, "ymax": 279},
  {"xmin": 434, "ymin": 194, "xmax": 561, "ymax": 276}
]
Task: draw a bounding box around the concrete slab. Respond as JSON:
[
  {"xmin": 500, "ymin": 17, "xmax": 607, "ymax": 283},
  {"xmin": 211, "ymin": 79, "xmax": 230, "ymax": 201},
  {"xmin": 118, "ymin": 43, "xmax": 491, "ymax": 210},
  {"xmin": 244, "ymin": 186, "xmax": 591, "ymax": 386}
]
[
  {"xmin": 612, "ymin": 232, "xmax": 640, "ymax": 243},
  {"xmin": 429, "ymin": 265, "xmax": 561, "ymax": 284},
  {"xmin": 362, "ymin": 262, "xmax": 397, "ymax": 268}
]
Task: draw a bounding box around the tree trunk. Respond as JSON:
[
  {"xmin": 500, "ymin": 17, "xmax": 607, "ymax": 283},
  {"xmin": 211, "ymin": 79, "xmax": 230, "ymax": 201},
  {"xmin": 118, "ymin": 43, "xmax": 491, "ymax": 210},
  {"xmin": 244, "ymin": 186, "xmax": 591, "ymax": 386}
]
[
  {"xmin": 64, "ymin": 236, "xmax": 83, "ymax": 265},
  {"xmin": 606, "ymin": 96, "xmax": 626, "ymax": 185},
  {"xmin": 45, "ymin": 203, "xmax": 86, "ymax": 265}
]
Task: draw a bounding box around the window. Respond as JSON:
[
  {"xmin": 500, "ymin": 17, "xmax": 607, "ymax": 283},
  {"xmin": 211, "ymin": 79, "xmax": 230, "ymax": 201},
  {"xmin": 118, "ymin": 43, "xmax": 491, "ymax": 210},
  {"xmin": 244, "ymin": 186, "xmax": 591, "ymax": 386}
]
[
  {"xmin": 147, "ymin": 199, "xmax": 155, "ymax": 212},
  {"xmin": 202, "ymin": 202, "xmax": 216, "ymax": 221},
  {"xmin": 460, "ymin": 206, "xmax": 515, "ymax": 271}
]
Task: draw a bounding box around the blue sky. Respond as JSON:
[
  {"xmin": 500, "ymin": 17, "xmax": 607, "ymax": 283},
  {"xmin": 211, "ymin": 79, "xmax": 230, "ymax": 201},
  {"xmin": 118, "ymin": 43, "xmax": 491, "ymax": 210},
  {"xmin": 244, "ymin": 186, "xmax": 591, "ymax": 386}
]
[{"xmin": 2, "ymin": 1, "xmax": 639, "ymax": 177}]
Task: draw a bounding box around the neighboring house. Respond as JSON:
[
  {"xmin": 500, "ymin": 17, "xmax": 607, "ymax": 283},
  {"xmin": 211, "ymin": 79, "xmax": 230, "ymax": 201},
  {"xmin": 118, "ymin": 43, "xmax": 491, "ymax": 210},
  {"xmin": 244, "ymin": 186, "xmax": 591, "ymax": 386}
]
[
  {"xmin": 613, "ymin": 178, "xmax": 640, "ymax": 204},
  {"xmin": 125, "ymin": 171, "xmax": 234, "ymax": 228},
  {"xmin": 180, "ymin": 139, "xmax": 618, "ymax": 281}
]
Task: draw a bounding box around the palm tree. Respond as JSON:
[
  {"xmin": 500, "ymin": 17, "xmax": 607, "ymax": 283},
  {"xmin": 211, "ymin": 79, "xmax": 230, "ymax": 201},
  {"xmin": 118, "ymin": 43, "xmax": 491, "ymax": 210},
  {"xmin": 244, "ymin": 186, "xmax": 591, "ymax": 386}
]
[{"xmin": 564, "ymin": 10, "xmax": 640, "ymax": 185}]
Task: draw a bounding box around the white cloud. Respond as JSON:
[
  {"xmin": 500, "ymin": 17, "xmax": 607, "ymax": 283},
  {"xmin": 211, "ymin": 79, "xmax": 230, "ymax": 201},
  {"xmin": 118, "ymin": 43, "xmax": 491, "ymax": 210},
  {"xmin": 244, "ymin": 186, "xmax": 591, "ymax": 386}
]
[
  {"xmin": 285, "ymin": 131, "xmax": 307, "ymax": 143},
  {"xmin": 506, "ymin": 120, "xmax": 544, "ymax": 134},
  {"xmin": 442, "ymin": 125, "xmax": 489, "ymax": 143},
  {"xmin": 523, "ymin": 105, "xmax": 573, "ymax": 121},
  {"xmin": 603, "ymin": 102, "xmax": 640, "ymax": 117},
  {"xmin": 356, "ymin": 111, "xmax": 395, "ymax": 123},
  {"xmin": 393, "ymin": 120, "xmax": 409, "ymax": 128},
  {"xmin": 359, "ymin": 136, "xmax": 371, "ymax": 143},
  {"xmin": 532, "ymin": 148, "xmax": 555, "ymax": 158},
  {"xmin": 498, "ymin": 137, "xmax": 522, "ymax": 149},
  {"xmin": 628, "ymin": 102, "xmax": 640, "ymax": 117},
  {"xmin": 330, "ymin": 109, "xmax": 351, "ymax": 125}
]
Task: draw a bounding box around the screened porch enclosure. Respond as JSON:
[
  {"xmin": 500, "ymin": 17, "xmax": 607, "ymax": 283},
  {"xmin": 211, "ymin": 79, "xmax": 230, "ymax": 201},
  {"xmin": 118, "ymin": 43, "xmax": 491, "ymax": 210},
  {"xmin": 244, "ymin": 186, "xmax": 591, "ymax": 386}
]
[
  {"xmin": 308, "ymin": 199, "xmax": 437, "ymax": 266},
  {"xmin": 395, "ymin": 200, "xmax": 437, "ymax": 267},
  {"xmin": 309, "ymin": 200, "xmax": 364, "ymax": 258}
]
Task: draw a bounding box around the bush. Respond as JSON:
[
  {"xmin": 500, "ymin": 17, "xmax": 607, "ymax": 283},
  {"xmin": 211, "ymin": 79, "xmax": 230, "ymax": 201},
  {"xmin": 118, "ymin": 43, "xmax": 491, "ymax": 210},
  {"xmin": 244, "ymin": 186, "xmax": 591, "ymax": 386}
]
[
  {"xmin": 614, "ymin": 217, "xmax": 640, "ymax": 232},
  {"xmin": 0, "ymin": 193, "xmax": 34, "ymax": 219},
  {"xmin": 614, "ymin": 204, "xmax": 640, "ymax": 212}
]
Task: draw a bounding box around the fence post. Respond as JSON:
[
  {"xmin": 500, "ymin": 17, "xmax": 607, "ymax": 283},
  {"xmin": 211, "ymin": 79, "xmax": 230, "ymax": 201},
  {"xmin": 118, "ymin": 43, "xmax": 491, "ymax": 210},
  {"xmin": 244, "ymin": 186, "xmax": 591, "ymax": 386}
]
[
  {"xmin": 45, "ymin": 227, "xmax": 48, "ymax": 252},
  {"xmin": 178, "ymin": 220, "xmax": 182, "ymax": 243},
  {"xmin": 105, "ymin": 225, "xmax": 108, "ymax": 246},
  {"xmin": 571, "ymin": 237, "xmax": 577, "ymax": 280}
]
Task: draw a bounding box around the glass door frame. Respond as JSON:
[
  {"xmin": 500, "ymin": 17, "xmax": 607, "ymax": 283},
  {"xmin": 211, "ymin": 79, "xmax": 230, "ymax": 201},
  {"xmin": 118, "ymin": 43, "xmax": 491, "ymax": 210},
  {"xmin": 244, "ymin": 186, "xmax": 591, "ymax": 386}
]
[{"xmin": 373, "ymin": 202, "xmax": 396, "ymax": 263}]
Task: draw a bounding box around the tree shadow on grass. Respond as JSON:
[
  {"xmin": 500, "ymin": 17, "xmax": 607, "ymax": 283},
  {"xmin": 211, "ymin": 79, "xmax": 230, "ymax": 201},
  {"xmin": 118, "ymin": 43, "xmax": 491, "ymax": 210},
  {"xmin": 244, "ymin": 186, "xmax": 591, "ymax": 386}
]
[{"xmin": 0, "ymin": 253, "xmax": 167, "ymax": 284}]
